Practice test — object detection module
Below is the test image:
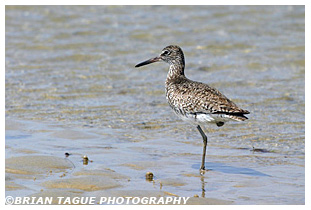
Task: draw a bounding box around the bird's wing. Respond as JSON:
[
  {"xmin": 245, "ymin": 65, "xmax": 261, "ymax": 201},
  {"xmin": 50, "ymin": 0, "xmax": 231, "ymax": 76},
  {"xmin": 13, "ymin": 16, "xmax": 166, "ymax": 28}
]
[{"xmin": 167, "ymin": 79, "xmax": 249, "ymax": 115}]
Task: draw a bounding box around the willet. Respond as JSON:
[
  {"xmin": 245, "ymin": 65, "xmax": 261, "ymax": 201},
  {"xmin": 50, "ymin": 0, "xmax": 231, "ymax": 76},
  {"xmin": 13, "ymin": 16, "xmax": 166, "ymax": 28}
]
[{"xmin": 135, "ymin": 45, "xmax": 249, "ymax": 173}]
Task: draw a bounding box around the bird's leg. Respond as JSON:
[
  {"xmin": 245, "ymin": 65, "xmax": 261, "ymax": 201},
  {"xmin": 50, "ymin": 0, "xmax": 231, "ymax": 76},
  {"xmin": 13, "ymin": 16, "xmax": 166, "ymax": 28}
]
[{"xmin": 197, "ymin": 125, "xmax": 208, "ymax": 173}]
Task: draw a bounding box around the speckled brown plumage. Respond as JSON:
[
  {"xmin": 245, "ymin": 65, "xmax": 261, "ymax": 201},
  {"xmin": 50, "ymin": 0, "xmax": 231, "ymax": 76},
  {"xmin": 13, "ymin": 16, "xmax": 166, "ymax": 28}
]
[
  {"xmin": 165, "ymin": 75, "xmax": 249, "ymax": 124},
  {"xmin": 135, "ymin": 45, "xmax": 250, "ymax": 173}
]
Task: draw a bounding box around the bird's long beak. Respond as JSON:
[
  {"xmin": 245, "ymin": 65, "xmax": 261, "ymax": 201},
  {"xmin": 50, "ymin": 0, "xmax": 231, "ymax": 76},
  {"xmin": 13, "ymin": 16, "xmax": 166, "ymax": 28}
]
[{"xmin": 135, "ymin": 56, "xmax": 161, "ymax": 68}]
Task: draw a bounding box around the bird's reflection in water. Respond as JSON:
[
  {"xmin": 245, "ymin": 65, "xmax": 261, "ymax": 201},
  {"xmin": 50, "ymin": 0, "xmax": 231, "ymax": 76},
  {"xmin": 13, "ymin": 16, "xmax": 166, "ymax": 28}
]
[{"xmin": 201, "ymin": 175, "xmax": 206, "ymax": 198}]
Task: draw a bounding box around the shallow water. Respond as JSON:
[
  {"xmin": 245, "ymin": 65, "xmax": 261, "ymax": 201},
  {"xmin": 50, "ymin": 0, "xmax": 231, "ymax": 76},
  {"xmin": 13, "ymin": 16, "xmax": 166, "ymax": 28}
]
[{"xmin": 5, "ymin": 6, "xmax": 304, "ymax": 204}]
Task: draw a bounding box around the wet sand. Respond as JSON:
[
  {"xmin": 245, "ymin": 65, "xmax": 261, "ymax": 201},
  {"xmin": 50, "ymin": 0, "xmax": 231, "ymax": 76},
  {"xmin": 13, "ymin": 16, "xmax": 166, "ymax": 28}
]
[
  {"xmin": 6, "ymin": 119, "xmax": 233, "ymax": 204},
  {"xmin": 6, "ymin": 118, "xmax": 304, "ymax": 204}
]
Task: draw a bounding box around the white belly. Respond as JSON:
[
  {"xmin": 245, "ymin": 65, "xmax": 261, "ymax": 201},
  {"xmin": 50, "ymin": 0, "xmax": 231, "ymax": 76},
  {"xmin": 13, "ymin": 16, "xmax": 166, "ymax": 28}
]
[{"xmin": 174, "ymin": 111, "xmax": 232, "ymax": 126}]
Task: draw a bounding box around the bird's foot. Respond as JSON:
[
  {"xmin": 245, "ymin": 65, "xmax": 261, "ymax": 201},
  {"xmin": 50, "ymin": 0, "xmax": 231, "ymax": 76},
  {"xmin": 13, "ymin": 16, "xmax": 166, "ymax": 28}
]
[
  {"xmin": 200, "ymin": 167, "xmax": 211, "ymax": 175},
  {"xmin": 200, "ymin": 167, "xmax": 206, "ymax": 175}
]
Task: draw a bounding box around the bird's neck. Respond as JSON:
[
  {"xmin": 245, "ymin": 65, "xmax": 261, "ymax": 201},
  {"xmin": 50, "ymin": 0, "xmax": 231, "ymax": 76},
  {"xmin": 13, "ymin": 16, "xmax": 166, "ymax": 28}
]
[{"xmin": 166, "ymin": 63, "xmax": 185, "ymax": 80}]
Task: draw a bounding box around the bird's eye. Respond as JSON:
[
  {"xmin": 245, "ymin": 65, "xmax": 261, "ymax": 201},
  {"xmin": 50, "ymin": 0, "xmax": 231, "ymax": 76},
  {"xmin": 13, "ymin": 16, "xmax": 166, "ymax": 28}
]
[{"xmin": 161, "ymin": 50, "xmax": 170, "ymax": 56}]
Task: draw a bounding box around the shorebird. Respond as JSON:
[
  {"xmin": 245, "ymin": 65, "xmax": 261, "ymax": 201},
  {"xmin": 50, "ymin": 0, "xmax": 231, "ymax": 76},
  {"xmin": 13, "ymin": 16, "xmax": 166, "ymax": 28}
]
[{"xmin": 135, "ymin": 45, "xmax": 249, "ymax": 173}]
